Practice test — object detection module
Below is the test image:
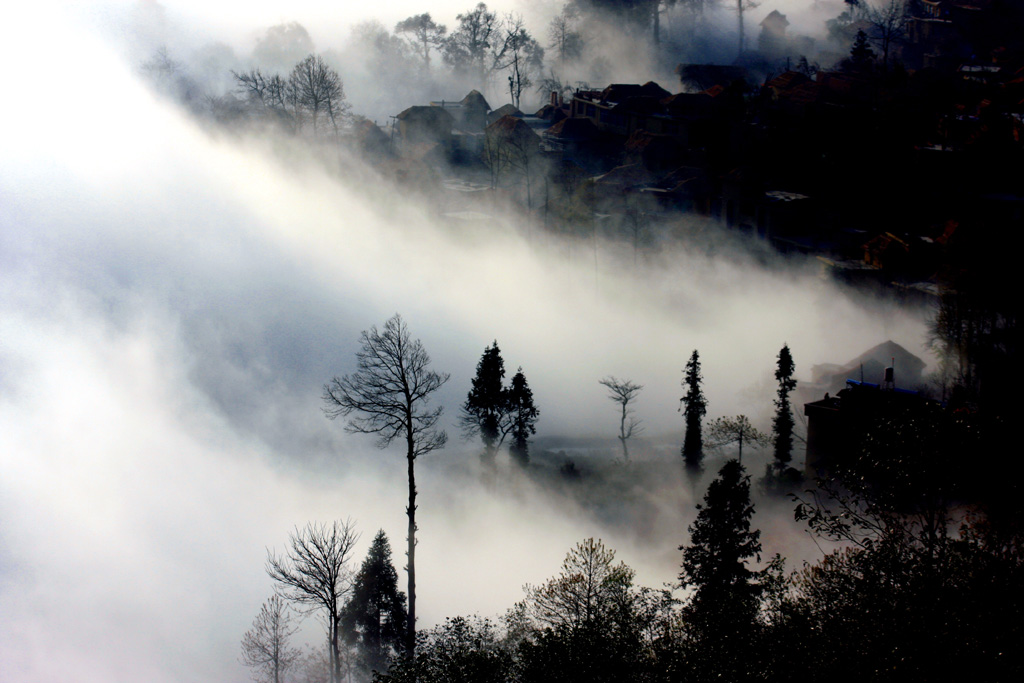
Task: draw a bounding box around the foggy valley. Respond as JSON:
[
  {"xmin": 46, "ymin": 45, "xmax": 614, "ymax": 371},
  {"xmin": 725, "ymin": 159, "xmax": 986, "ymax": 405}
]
[{"xmin": 2, "ymin": 1, "xmax": 1021, "ymax": 682}]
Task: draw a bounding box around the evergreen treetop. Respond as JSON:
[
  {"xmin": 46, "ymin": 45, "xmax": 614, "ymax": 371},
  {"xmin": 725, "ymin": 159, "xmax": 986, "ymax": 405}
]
[
  {"xmin": 680, "ymin": 459, "xmax": 762, "ymax": 606},
  {"xmin": 341, "ymin": 530, "xmax": 408, "ymax": 674},
  {"xmin": 680, "ymin": 349, "xmax": 707, "ymax": 470},
  {"xmin": 462, "ymin": 341, "xmax": 507, "ymax": 463},
  {"xmin": 772, "ymin": 344, "xmax": 796, "ymax": 470},
  {"xmin": 507, "ymin": 367, "xmax": 539, "ymax": 468}
]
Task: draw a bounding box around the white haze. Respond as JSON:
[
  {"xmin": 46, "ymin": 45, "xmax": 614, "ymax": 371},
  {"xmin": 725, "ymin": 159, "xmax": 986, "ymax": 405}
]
[{"xmin": 1, "ymin": 3, "xmax": 929, "ymax": 682}]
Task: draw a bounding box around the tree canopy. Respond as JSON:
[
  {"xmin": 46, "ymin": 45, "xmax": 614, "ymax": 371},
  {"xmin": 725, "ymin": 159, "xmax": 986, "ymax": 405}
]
[
  {"xmin": 770, "ymin": 343, "xmax": 797, "ymax": 482},
  {"xmin": 266, "ymin": 519, "xmax": 359, "ymax": 683}
]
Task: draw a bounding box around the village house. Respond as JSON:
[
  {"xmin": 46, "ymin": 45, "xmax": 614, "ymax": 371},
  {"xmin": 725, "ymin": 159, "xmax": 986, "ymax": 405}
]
[{"xmin": 429, "ymin": 90, "xmax": 491, "ymax": 133}]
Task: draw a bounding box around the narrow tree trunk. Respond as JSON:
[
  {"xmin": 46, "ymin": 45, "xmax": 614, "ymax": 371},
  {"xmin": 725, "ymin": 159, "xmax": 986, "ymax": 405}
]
[
  {"xmin": 406, "ymin": 436, "xmax": 417, "ymax": 655},
  {"xmin": 331, "ymin": 619, "xmax": 341, "ymax": 683},
  {"xmin": 619, "ymin": 404, "xmax": 630, "ymax": 461},
  {"xmin": 328, "ymin": 630, "xmax": 338, "ymax": 683}
]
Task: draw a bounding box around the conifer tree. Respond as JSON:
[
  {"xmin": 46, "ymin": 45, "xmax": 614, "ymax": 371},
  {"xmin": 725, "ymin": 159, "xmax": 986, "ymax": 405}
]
[
  {"xmin": 849, "ymin": 28, "xmax": 875, "ymax": 69},
  {"xmin": 679, "ymin": 459, "xmax": 764, "ymax": 680},
  {"xmin": 507, "ymin": 368, "xmax": 539, "ymax": 468},
  {"xmin": 680, "ymin": 350, "xmax": 707, "ymax": 471},
  {"xmin": 341, "ymin": 530, "xmax": 408, "ymax": 677},
  {"xmin": 771, "ymin": 344, "xmax": 797, "ymax": 474},
  {"xmin": 461, "ymin": 341, "xmax": 508, "ymax": 466}
]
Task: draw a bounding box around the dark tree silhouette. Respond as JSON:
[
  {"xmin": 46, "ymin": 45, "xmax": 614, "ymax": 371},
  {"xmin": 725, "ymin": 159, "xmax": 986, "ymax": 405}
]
[
  {"xmin": 547, "ymin": 5, "xmax": 583, "ymax": 63},
  {"xmin": 322, "ymin": 314, "xmax": 449, "ymax": 654},
  {"xmin": 266, "ymin": 519, "xmax": 359, "ymax": 683},
  {"xmin": 525, "ymin": 538, "xmax": 635, "ymax": 636},
  {"xmin": 706, "ymin": 415, "xmax": 769, "ymax": 464},
  {"xmin": 493, "ymin": 13, "xmax": 544, "ymax": 109},
  {"xmin": 681, "ymin": 460, "xmax": 762, "ymax": 604},
  {"xmin": 771, "ymin": 344, "xmax": 797, "ymax": 474},
  {"xmin": 232, "ymin": 68, "xmax": 295, "ymax": 127},
  {"xmin": 462, "ymin": 345, "xmax": 538, "ymax": 468},
  {"xmin": 680, "ymin": 350, "xmax": 707, "ymax": 471},
  {"xmin": 288, "ymin": 54, "xmax": 347, "ymax": 134},
  {"xmin": 600, "ymin": 376, "xmax": 643, "ymax": 461},
  {"xmin": 341, "ymin": 530, "xmax": 408, "ymax": 677},
  {"xmin": 443, "ymin": 3, "xmax": 500, "ymax": 83},
  {"xmin": 507, "ymin": 367, "xmax": 539, "ymax": 467},
  {"xmin": 679, "ymin": 459, "xmax": 765, "ymax": 680},
  {"xmin": 849, "ymin": 29, "xmax": 876, "ymax": 69},
  {"xmin": 395, "ymin": 13, "xmax": 447, "ymax": 70},
  {"xmin": 461, "ymin": 341, "xmax": 508, "ymax": 466},
  {"xmin": 863, "ymin": 0, "xmax": 908, "ymax": 69},
  {"xmin": 240, "ymin": 594, "xmax": 301, "ymax": 683}
]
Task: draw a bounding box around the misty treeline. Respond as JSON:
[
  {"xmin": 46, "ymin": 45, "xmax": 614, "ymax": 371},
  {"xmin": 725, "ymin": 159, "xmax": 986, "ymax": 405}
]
[
  {"xmin": 246, "ymin": 446, "xmax": 1024, "ymax": 683},
  {"xmin": 139, "ymin": 0, "xmax": 900, "ymax": 129},
  {"xmin": 243, "ymin": 311, "xmax": 1024, "ymax": 682}
]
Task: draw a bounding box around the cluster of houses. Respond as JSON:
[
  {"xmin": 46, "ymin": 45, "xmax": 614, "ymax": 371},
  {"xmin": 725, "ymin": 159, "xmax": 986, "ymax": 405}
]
[{"xmin": 357, "ymin": 1, "xmax": 1021, "ymax": 303}]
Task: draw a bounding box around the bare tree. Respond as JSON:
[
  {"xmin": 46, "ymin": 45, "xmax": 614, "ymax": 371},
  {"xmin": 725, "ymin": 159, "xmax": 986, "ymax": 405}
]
[
  {"xmin": 233, "ymin": 68, "xmax": 297, "ymax": 129},
  {"xmin": 443, "ymin": 2, "xmax": 500, "ymax": 84},
  {"xmin": 483, "ymin": 116, "xmax": 543, "ymax": 208},
  {"xmin": 735, "ymin": 0, "xmax": 761, "ymax": 56},
  {"xmin": 599, "ymin": 377, "xmax": 644, "ymax": 461},
  {"xmin": 395, "ymin": 13, "xmax": 447, "ymax": 70},
  {"xmin": 241, "ymin": 594, "xmax": 302, "ymax": 683},
  {"xmin": 266, "ymin": 519, "xmax": 359, "ymax": 683},
  {"xmin": 705, "ymin": 415, "xmax": 770, "ymax": 464},
  {"xmin": 493, "ymin": 13, "xmax": 544, "ymax": 110},
  {"xmin": 288, "ymin": 54, "xmax": 348, "ymax": 135},
  {"xmin": 863, "ymin": 0, "xmax": 908, "ymax": 69},
  {"xmin": 322, "ymin": 314, "xmax": 449, "ymax": 655},
  {"xmin": 548, "ymin": 6, "xmax": 583, "ymax": 64}
]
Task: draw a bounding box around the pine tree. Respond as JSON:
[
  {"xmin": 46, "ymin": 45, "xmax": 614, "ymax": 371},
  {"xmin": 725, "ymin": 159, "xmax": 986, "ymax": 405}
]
[
  {"xmin": 507, "ymin": 368, "xmax": 539, "ymax": 468},
  {"xmin": 850, "ymin": 28, "xmax": 875, "ymax": 69},
  {"xmin": 679, "ymin": 459, "xmax": 764, "ymax": 680},
  {"xmin": 680, "ymin": 350, "xmax": 707, "ymax": 471},
  {"xmin": 771, "ymin": 344, "xmax": 797, "ymax": 474},
  {"xmin": 341, "ymin": 530, "xmax": 408, "ymax": 677},
  {"xmin": 462, "ymin": 341, "xmax": 507, "ymax": 465}
]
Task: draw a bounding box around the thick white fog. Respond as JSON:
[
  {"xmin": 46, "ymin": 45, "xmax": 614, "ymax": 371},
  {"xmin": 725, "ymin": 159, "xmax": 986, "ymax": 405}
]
[{"xmin": 1, "ymin": 3, "xmax": 931, "ymax": 682}]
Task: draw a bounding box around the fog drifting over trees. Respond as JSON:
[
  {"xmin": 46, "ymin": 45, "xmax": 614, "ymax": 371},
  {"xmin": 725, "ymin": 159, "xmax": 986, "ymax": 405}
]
[{"xmin": 1, "ymin": 2, "xmax": 932, "ymax": 681}]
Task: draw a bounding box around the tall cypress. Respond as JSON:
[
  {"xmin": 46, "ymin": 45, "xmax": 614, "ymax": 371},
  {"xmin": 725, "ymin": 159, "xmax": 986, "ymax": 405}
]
[
  {"xmin": 772, "ymin": 344, "xmax": 797, "ymax": 472},
  {"xmin": 681, "ymin": 350, "xmax": 707, "ymax": 471}
]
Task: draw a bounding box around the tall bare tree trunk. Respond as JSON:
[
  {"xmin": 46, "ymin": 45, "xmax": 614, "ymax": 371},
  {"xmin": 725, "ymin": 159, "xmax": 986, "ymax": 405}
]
[{"xmin": 406, "ymin": 430, "xmax": 417, "ymax": 655}]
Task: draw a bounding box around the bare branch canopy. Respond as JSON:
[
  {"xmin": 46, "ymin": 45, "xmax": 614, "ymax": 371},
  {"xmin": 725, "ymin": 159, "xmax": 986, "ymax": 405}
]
[{"xmin": 321, "ymin": 313, "xmax": 449, "ymax": 654}]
